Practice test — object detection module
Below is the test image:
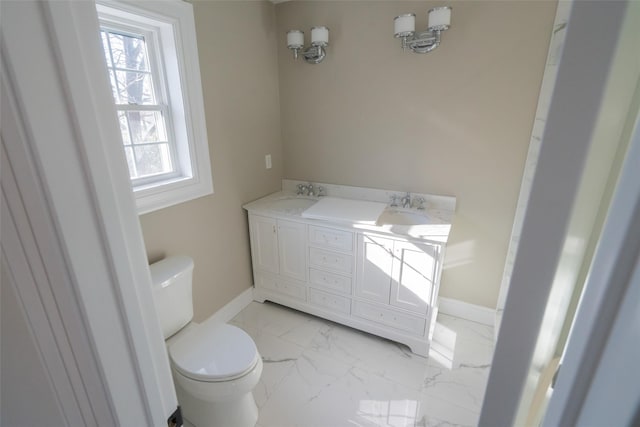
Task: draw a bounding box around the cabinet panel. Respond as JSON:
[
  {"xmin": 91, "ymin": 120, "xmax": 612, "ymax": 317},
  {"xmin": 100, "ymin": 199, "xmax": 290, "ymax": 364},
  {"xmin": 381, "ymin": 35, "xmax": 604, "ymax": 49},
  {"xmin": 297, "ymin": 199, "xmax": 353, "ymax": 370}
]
[
  {"xmin": 255, "ymin": 273, "xmax": 306, "ymax": 301},
  {"xmin": 354, "ymin": 234, "xmax": 393, "ymax": 304},
  {"xmin": 308, "ymin": 288, "xmax": 351, "ymax": 315},
  {"xmin": 309, "ymin": 225, "xmax": 354, "ymax": 253},
  {"xmin": 309, "ymin": 247, "xmax": 353, "ymax": 274},
  {"xmin": 249, "ymin": 215, "xmax": 279, "ymax": 274},
  {"xmin": 391, "ymin": 241, "xmax": 437, "ymax": 313},
  {"xmin": 353, "ymin": 300, "xmax": 426, "ymax": 336},
  {"xmin": 309, "ymin": 268, "xmax": 352, "ymax": 295},
  {"xmin": 277, "ymin": 220, "xmax": 307, "ymax": 281}
]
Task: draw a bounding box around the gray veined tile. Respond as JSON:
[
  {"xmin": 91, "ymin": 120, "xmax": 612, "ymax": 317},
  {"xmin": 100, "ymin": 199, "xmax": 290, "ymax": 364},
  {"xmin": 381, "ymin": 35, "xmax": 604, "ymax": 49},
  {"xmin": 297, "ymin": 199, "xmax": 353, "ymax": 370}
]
[{"xmin": 231, "ymin": 301, "xmax": 493, "ymax": 426}]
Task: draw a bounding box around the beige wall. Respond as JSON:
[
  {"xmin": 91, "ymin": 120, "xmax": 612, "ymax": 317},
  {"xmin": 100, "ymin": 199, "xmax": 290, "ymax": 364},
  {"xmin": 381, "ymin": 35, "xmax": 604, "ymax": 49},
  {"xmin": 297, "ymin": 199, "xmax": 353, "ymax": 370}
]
[
  {"xmin": 140, "ymin": 1, "xmax": 283, "ymax": 321},
  {"xmin": 276, "ymin": 1, "xmax": 556, "ymax": 308},
  {"xmin": 141, "ymin": 0, "xmax": 557, "ymax": 319}
]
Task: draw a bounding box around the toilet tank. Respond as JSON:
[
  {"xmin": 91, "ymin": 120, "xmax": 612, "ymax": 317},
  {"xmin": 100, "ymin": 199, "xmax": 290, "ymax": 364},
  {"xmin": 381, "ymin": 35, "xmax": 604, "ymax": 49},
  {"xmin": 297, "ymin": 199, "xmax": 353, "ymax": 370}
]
[{"xmin": 149, "ymin": 256, "xmax": 194, "ymax": 339}]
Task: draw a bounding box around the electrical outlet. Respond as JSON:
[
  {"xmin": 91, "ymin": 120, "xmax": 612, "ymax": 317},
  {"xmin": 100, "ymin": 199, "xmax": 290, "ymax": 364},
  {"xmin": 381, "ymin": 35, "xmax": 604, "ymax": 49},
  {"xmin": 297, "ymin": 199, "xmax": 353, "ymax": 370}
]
[{"xmin": 265, "ymin": 154, "xmax": 272, "ymax": 169}]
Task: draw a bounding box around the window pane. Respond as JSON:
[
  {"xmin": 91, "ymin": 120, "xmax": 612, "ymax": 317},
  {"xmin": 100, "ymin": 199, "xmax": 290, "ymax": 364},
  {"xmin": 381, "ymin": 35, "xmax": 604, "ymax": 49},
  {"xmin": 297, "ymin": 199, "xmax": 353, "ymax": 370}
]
[
  {"xmin": 126, "ymin": 110, "xmax": 167, "ymax": 144},
  {"xmin": 101, "ymin": 31, "xmax": 112, "ymax": 67},
  {"xmin": 107, "ymin": 32, "xmax": 149, "ymax": 71},
  {"xmin": 114, "ymin": 70, "xmax": 154, "ymax": 104},
  {"xmin": 133, "ymin": 143, "xmax": 173, "ymax": 178},
  {"xmin": 117, "ymin": 111, "xmax": 131, "ymax": 144}
]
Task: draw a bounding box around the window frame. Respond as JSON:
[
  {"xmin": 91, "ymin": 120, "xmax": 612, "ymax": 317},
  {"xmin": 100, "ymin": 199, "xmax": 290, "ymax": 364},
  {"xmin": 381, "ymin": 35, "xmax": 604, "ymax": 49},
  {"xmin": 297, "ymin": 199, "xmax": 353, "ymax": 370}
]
[{"xmin": 96, "ymin": 0, "xmax": 213, "ymax": 215}]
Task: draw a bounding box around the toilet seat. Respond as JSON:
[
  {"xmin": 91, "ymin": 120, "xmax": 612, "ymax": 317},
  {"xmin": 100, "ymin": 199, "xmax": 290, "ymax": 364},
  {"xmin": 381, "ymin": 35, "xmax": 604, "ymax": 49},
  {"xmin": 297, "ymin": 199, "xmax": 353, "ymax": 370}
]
[{"xmin": 169, "ymin": 323, "xmax": 259, "ymax": 382}]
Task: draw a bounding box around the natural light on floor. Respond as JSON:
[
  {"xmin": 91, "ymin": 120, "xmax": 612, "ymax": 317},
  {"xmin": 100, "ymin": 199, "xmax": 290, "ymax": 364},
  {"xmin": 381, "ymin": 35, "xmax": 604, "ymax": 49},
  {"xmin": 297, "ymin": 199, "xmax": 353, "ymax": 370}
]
[{"xmin": 356, "ymin": 399, "xmax": 420, "ymax": 427}]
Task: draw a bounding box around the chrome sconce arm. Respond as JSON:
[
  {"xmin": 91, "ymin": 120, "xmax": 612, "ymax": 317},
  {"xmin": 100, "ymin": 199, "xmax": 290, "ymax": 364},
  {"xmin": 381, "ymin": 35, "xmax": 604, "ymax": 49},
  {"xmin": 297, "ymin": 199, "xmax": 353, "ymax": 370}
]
[{"xmin": 394, "ymin": 7, "xmax": 452, "ymax": 54}]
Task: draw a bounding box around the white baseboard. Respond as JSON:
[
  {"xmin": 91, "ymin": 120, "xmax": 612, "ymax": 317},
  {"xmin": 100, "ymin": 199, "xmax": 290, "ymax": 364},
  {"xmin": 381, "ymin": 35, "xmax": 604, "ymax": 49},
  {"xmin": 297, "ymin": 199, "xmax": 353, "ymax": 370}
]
[
  {"xmin": 438, "ymin": 297, "xmax": 495, "ymax": 327},
  {"xmin": 203, "ymin": 287, "xmax": 254, "ymax": 326},
  {"xmin": 206, "ymin": 289, "xmax": 494, "ymax": 329}
]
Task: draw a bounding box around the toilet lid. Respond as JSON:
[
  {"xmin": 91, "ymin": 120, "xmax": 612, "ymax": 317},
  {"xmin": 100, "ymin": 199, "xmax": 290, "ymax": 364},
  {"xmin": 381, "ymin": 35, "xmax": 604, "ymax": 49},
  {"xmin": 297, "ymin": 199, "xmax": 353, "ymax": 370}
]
[{"xmin": 169, "ymin": 323, "xmax": 259, "ymax": 382}]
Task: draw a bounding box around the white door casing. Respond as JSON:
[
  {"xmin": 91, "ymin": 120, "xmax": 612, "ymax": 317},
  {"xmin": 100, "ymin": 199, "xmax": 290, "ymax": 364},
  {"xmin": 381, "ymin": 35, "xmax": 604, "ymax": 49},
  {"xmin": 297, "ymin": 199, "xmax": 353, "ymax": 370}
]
[
  {"xmin": 478, "ymin": 1, "xmax": 631, "ymax": 425},
  {"xmin": 1, "ymin": 1, "xmax": 178, "ymax": 425}
]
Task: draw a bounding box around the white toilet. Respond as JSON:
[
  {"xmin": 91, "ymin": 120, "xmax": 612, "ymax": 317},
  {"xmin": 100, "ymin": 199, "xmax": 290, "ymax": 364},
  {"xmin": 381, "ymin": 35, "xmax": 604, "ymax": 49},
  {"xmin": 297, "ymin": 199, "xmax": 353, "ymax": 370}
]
[{"xmin": 150, "ymin": 256, "xmax": 263, "ymax": 427}]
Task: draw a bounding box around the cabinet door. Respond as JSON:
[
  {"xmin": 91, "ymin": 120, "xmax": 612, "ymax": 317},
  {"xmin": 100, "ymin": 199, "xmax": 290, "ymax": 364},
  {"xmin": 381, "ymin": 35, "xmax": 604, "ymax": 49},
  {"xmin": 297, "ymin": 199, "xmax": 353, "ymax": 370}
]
[
  {"xmin": 391, "ymin": 241, "xmax": 438, "ymax": 313},
  {"xmin": 249, "ymin": 215, "xmax": 279, "ymax": 274},
  {"xmin": 355, "ymin": 234, "xmax": 394, "ymax": 304},
  {"xmin": 277, "ymin": 220, "xmax": 307, "ymax": 281}
]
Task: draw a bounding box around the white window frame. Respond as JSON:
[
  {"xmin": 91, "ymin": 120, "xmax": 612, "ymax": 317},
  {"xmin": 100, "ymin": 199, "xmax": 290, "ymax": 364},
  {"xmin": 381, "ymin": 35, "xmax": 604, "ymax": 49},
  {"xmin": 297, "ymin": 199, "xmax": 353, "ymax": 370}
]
[{"xmin": 96, "ymin": 0, "xmax": 213, "ymax": 215}]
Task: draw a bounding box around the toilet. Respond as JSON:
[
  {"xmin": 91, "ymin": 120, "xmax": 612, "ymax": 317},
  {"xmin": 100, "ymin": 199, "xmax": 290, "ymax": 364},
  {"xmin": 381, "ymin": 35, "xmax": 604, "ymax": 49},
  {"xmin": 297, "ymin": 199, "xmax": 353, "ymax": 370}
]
[{"xmin": 150, "ymin": 256, "xmax": 263, "ymax": 427}]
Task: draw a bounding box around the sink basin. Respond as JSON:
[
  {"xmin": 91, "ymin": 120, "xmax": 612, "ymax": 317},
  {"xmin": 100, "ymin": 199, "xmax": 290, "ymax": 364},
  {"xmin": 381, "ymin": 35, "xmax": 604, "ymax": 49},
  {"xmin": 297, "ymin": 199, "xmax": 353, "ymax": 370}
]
[
  {"xmin": 268, "ymin": 197, "xmax": 317, "ymax": 213},
  {"xmin": 376, "ymin": 209, "xmax": 431, "ymax": 226},
  {"xmin": 373, "ymin": 208, "xmax": 450, "ymax": 239}
]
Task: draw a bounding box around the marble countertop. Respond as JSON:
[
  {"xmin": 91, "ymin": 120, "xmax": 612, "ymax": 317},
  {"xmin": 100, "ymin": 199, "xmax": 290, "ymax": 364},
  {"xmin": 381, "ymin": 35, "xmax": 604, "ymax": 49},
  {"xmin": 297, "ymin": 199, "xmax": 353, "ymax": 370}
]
[{"xmin": 243, "ymin": 190, "xmax": 454, "ymax": 244}]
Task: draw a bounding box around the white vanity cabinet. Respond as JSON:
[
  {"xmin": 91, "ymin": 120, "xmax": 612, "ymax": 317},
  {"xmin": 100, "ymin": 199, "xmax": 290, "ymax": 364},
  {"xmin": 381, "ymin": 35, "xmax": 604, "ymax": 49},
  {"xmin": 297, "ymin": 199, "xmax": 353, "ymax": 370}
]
[
  {"xmin": 355, "ymin": 234, "xmax": 440, "ymax": 314},
  {"xmin": 247, "ymin": 211, "xmax": 446, "ymax": 357},
  {"xmin": 249, "ymin": 214, "xmax": 307, "ymax": 301}
]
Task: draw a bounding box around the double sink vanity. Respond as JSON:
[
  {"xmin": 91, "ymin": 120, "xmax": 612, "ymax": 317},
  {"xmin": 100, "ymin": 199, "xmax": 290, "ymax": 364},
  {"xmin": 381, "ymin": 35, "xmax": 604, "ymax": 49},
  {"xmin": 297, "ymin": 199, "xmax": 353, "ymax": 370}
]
[{"xmin": 243, "ymin": 180, "xmax": 455, "ymax": 356}]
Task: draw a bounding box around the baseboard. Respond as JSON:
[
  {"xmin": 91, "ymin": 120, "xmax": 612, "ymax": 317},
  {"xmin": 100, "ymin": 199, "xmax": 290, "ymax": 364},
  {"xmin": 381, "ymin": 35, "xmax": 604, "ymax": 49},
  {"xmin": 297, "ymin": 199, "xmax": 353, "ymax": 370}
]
[
  {"xmin": 438, "ymin": 297, "xmax": 495, "ymax": 327},
  {"xmin": 204, "ymin": 287, "xmax": 254, "ymax": 325},
  {"xmin": 206, "ymin": 290, "xmax": 493, "ymax": 328}
]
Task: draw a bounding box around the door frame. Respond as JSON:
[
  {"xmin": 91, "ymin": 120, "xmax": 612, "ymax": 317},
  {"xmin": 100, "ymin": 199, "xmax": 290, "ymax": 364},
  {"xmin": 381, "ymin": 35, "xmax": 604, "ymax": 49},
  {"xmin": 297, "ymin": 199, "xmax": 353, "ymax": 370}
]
[
  {"xmin": 1, "ymin": 1, "xmax": 177, "ymax": 424},
  {"xmin": 479, "ymin": 1, "xmax": 633, "ymax": 425}
]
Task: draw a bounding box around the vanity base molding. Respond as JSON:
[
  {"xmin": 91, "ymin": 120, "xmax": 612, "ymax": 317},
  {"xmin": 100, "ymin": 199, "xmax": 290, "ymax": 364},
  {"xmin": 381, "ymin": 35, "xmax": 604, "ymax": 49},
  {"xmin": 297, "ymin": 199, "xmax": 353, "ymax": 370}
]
[{"xmin": 253, "ymin": 284, "xmax": 431, "ymax": 357}]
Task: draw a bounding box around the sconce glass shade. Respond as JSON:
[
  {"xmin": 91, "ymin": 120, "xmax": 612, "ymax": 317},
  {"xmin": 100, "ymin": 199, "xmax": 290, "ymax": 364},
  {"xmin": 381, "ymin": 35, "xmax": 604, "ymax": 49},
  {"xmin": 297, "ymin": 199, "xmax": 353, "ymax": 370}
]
[
  {"xmin": 428, "ymin": 7, "xmax": 451, "ymax": 31},
  {"xmin": 394, "ymin": 13, "xmax": 416, "ymax": 37},
  {"xmin": 287, "ymin": 30, "xmax": 304, "ymax": 49},
  {"xmin": 311, "ymin": 26, "xmax": 329, "ymax": 46}
]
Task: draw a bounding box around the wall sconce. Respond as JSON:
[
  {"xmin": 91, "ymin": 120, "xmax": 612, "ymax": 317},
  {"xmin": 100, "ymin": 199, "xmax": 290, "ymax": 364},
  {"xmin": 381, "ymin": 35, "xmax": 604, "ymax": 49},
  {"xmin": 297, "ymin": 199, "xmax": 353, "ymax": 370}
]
[
  {"xmin": 394, "ymin": 7, "xmax": 451, "ymax": 54},
  {"xmin": 287, "ymin": 26, "xmax": 329, "ymax": 64}
]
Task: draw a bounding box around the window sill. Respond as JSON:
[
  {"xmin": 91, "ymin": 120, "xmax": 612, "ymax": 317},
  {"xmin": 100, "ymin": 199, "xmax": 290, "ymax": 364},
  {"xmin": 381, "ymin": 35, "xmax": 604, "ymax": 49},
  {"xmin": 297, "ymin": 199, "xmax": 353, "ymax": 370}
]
[{"xmin": 135, "ymin": 174, "xmax": 213, "ymax": 215}]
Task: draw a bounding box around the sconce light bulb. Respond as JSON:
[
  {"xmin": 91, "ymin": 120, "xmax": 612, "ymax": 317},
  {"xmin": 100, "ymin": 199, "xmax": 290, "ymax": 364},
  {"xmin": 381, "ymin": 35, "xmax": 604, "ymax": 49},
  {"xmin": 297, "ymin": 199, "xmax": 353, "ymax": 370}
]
[
  {"xmin": 394, "ymin": 13, "xmax": 416, "ymax": 38},
  {"xmin": 311, "ymin": 26, "xmax": 329, "ymax": 46},
  {"xmin": 287, "ymin": 30, "xmax": 304, "ymax": 49}
]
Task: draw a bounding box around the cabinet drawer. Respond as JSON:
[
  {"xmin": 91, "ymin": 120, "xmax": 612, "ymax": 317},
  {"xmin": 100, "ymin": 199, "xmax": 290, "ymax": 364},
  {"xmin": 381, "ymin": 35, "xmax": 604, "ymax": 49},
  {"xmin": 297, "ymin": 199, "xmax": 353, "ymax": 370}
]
[
  {"xmin": 255, "ymin": 273, "xmax": 306, "ymax": 301},
  {"xmin": 309, "ymin": 247, "xmax": 353, "ymax": 274},
  {"xmin": 353, "ymin": 301, "xmax": 425, "ymax": 336},
  {"xmin": 309, "ymin": 226, "xmax": 354, "ymax": 253},
  {"xmin": 309, "ymin": 288, "xmax": 351, "ymax": 315},
  {"xmin": 309, "ymin": 268, "xmax": 352, "ymax": 295}
]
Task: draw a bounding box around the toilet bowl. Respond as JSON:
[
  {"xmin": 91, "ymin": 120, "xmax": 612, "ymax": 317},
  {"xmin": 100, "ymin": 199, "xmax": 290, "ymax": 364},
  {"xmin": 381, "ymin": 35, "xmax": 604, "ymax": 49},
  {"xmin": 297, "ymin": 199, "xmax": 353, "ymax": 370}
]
[{"xmin": 150, "ymin": 256, "xmax": 262, "ymax": 427}]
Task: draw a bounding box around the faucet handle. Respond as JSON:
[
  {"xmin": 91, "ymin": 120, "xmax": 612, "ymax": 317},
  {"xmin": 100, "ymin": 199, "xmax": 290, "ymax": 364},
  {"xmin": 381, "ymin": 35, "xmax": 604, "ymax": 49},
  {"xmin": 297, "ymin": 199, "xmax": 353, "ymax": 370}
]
[
  {"xmin": 317, "ymin": 186, "xmax": 326, "ymax": 197},
  {"xmin": 390, "ymin": 194, "xmax": 399, "ymax": 207},
  {"xmin": 306, "ymin": 182, "xmax": 315, "ymax": 196},
  {"xmin": 414, "ymin": 197, "xmax": 426, "ymax": 210},
  {"xmin": 296, "ymin": 184, "xmax": 306, "ymax": 195}
]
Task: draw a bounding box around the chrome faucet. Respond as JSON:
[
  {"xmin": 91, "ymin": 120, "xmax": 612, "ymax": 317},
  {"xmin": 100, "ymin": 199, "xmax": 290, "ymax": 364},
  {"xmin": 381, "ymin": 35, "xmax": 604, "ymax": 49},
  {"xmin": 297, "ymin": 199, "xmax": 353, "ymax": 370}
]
[
  {"xmin": 306, "ymin": 183, "xmax": 315, "ymax": 197},
  {"xmin": 389, "ymin": 194, "xmax": 399, "ymax": 207},
  {"xmin": 401, "ymin": 192, "xmax": 411, "ymax": 208},
  {"xmin": 296, "ymin": 184, "xmax": 307, "ymax": 195}
]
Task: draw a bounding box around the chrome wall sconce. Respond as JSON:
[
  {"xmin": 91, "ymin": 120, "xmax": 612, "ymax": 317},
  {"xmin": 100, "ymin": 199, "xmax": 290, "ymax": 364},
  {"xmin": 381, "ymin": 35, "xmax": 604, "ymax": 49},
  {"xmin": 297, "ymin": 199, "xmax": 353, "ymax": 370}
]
[
  {"xmin": 394, "ymin": 6, "xmax": 451, "ymax": 54},
  {"xmin": 287, "ymin": 26, "xmax": 329, "ymax": 64}
]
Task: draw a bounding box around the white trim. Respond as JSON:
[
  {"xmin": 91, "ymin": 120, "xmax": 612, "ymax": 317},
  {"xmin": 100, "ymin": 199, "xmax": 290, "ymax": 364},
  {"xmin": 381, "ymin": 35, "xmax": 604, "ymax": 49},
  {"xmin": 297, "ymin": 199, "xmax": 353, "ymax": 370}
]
[
  {"xmin": 2, "ymin": 1, "xmax": 178, "ymax": 424},
  {"xmin": 478, "ymin": 2, "xmax": 629, "ymax": 426},
  {"xmin": 438, "ymin": 297, "xmax": 495, "ymax": 327},
  {"xmin": 544, "ymin": 86, "xmax": 640, "ymax": 427},
  {"xmin": 202, "ymin": 287, "xmax": 255, "ymax": 326}
]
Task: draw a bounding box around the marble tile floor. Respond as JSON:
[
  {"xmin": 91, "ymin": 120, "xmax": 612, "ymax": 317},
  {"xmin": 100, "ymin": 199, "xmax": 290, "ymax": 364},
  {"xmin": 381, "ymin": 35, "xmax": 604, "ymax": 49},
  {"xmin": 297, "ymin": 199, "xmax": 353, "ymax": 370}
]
[{"xmin": 229, "ymin": 301, "xmax": 495, "ymax": 427}]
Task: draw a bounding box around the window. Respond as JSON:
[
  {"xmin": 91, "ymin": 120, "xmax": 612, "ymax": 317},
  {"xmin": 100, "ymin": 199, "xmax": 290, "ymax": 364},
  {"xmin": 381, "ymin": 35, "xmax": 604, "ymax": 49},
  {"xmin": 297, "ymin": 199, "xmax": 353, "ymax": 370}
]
[{"xmin": 96, "ymin": 0, "xmax": 212, "ymax": 214}]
